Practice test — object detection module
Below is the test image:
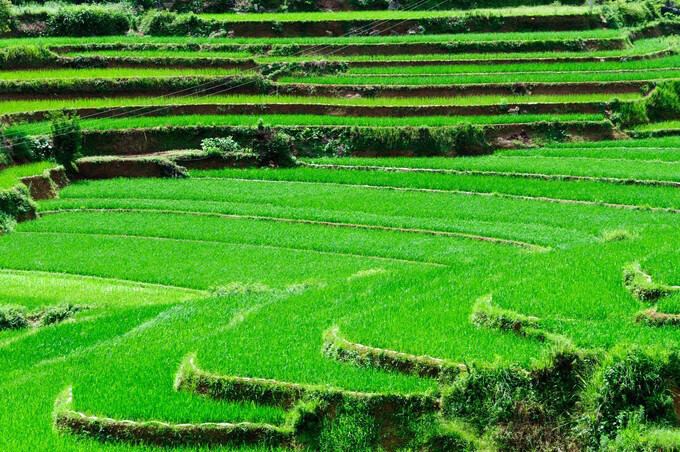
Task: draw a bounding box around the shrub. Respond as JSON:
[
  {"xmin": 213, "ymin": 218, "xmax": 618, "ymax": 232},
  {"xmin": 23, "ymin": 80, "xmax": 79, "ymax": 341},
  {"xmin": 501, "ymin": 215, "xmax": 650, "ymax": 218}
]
[
  {"xmin": 252, "ymin": 122, "xmax": 297, "ymax": 167},
  {"xmin": 646, "ymin": 82, "xmax": 680, "ymax": 122},
  {"xmin": 49, "ymin": 112, "xmax": 82, "ymax": 174},
  {"xmin": 3, "ymin": 128, "xmax": 36, "ymax": 162},
  {"xmin": 608, "ymin": 99, "xmax": 649, "ymax": 128},
  {"xmin": 201, "ymin": 136, "xmax": 245, "ymax": 156},
  {"xmin": 578, "ymin": 347, "xmax": 680, "ymax": 445},
  {"xmin": 0, "ymin": 0, "xmax": 13, "ymax": 34},
  {"xmin": 0, "ymin": 184, "xmax": 37, "ymax": 221},
  {"xmin": 47, "ymin": 5, "xmax": 132, "ymax": 37},
  {"xmin": 0, "ymin": 212, "xmax": 16, "ymax": 234},
  {"xmin": 140, "ymin": 11, "xmax": 213, "ymax": 36},
  {"xmin": 0, "ymin": 305, "xmax": 29, "ymax": 331},
  {"xmin": 39, "ymin": 304, "xmax": 84, "ymax": 326}
]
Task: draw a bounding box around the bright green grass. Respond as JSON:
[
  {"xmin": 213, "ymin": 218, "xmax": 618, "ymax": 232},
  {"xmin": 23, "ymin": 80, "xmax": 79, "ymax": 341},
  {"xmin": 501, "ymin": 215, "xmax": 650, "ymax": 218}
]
[
  {"xmin": 0, "ymin": 269, "xmax": 203, "ymax": 310},
  {"xmin": 0, "ymin": 161, "xmax": 55, "ymax": 189},
  {"xmin": 39, "ymin": 176, "xmax": 677, "ymax": 247},
  {"xmin": 551, "ymin": 136, "xmax": 680, "ymax": 148},
  {"xmin": 191, "ymin": 166, "xmax": 680, "ymax": 210},
  {"xmin": 0, "ymin": 29, "xmax": 624, "ymax": 48},
  {"xmin": 345, "ymin": 55, "xmax": 680, "ymax": 75},
  {"xmin": 303, "ymin": 156, "xmax": 680, "ymax": 182},
  {"xmin": 280, "ymin": 69, "xmax": 680, "ymax": 85},
  {"xmin": 634, "ymin": 120, "xmax": 680, "ymax": 131},
  {"xmin": 7, "ymin": 113, "xmax": 604, "ymax": 137},
  {"xmin": 197, "ymin": 5, "xmax": 596, "ymax": 21},
  {"xmin": 24, "ymin": 210, "xmax": 487, "ymax": 265},
  {"xmin": 0, "ymin": 93, "xmax": 637, "ymax": 116},
  {"xmin": 496, "ymin": 146, "xmax": 680, "ymax": 162},
  {"xmin": 1, "ymin": 160, "xmax": 679, "ymax": 450},
  {"xmin": 0, "ymin": 68, "xmax": 245, "ymax": 81}
]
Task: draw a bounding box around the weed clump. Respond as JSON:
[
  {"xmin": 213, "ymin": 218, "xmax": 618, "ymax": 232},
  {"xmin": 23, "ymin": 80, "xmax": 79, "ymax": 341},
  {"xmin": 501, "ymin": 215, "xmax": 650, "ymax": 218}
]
[
  {"xmin": 623, "ymin": 262, "xmax": 671, "ymax": 302},
  {"xmin": 602, "ymin": 229, "xmax": 637, "ymax": 242},
  {"xmin": 38, "ymin": 304, "xmax": 85, "ymax": 326},
  {"xmin": 0, "ymin": 305, "xmax": 29, "ymax": 331},
  {"xmin": 252, "ymin": 121, "xmax": 297, "ymax": 168},
  {"xmin": 577, "ymin": 346, "xmax": 680, "ymax": 447}
]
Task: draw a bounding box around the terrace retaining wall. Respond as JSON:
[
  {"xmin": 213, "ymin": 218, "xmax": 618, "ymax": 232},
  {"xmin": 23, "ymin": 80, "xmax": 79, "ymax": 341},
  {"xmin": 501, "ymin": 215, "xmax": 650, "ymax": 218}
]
[{"xmin": 79, "ymin": 122, "xmax": 617, "ymax": 156}]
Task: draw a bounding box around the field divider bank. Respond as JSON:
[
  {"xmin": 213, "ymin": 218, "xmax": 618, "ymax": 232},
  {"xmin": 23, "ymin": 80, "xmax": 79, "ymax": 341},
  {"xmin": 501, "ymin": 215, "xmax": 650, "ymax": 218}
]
[
  {"xmin": 46, "ymin": 37, "xmax": 629, "ymax": 57},
  {"xmin": 177, "ymin": 12, "xmax": 607, "ymax": 39},
  {"xmin": 323, "ymin": 326, "xmax": 467, "ymax": 382},
  {"xmin": 0, "ymin": 77, "xmax": 658, "ymax": 100},
  {"xmin": 53, "ymin": 387, "xmax": 294, "ymax": 448}
]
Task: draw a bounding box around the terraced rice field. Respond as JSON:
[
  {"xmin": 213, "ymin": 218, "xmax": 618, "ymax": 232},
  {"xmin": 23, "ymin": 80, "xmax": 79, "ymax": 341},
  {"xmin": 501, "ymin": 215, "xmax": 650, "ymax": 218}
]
[{"xmin": 1, "ymin": 2, "xmax": 679, "ymax": 451}]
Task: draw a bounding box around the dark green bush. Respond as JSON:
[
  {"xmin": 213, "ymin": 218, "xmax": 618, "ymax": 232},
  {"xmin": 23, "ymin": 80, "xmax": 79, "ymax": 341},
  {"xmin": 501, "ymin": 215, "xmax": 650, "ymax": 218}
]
[
  {"xmin": 0, "ymin": 184, "xmax": 37, "ymax": 221},
  {"xmin": 39, "ymin": 304, "xmax": 84, "ymax": 326},
  {"xmin": 608, "ymin": 99, "xmax": 649, "ymax": 127},
  {"xmin": 578, "ymin": 347, "xmax": 680, "ymax": 445},
  {"xmin": 50, "ymin": 112, "xmax": 82, "ymax": 174},
  {"xmin": 646, "ymin": 81, "xmax": 680, "ymax": 122},
  {"xmin": 0, "ymin": 0, "xmax": 12, "ymax": 34},
  {"xmin": 3, "ymin": 128, "xmax": 37, "ymax": 162},
  {"xmin": 47, "ymin": 5, "xmax": 132, "ymax": 37},
  {"xmin": 0, "ymin": 212, "xmax": 16, "ymax": 234},
  {"xmin": 0, "ymin": 305, "xmax": 29, "ymax": 331},
  {"xmin": 140, "ymin": 11, "xmax": 216, "ymax": 36},
  {"xmin": 252, "ymin": 122, "xmax": 297, "ymax": 168}
]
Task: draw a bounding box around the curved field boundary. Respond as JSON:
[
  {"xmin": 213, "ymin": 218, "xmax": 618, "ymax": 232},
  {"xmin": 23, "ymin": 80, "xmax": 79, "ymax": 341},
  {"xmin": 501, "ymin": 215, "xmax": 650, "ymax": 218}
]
[
  {"xmin": 635, "ymin": 308, "xmax": 680, "ymax": 327},
  {"xmin": 0, "ymin": 101, "xmax": 604, "ymax": 125},
  {"xmin": 53, "ymin": 387, "xmax": 293, "ymax": 448},
  {"xmin": 303, "ymin": 162, "xmax": 680, "ymax": 188},
  {"xmin": 623, "ymin": 262, "xmax": 680, "ymax": 302},
  {"xmin": 471, "ymin": 295, "xmax": 572, "ymax": 346},
  {"xmin": 175, "ymin": 354, "xmax": 440, "ymax": 411},
  {"xmin": 323, "ymin": 326, "xmax": 467, "ymax": 382},
  {"xmin": 38, "ymin": 208, "xmax": 550, "ymax": 252},
  {"xmin": 207, "ymin": 176, "xmax": 680, "ymax": 214}
]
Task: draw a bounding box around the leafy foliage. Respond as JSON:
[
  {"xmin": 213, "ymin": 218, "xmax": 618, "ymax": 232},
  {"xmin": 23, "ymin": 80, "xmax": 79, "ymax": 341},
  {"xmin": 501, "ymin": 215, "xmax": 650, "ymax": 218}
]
[{"xmin": 49, "ymin": 112, "xmax": 82, "ymax": 174}]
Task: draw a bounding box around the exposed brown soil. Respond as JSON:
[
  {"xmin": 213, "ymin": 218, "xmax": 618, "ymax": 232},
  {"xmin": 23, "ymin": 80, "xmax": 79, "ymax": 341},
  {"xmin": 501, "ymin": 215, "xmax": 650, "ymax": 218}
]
[
  {"xmin": 19, "ymin": 174, "xmax": 56, "ymax": 200},
  {"xmin": 72, "ymin": 158, "xmax": 187, "ymax": 181}
]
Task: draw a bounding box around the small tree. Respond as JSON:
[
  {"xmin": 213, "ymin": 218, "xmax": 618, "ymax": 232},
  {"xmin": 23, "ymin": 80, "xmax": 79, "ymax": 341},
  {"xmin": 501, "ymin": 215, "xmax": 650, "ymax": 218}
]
[
  {"xmin": 49, "ymin": 112, "xmax": 82, "ymax": 174},
  {"xmin": 252, "ymin": 121, "xmax": 297, "ymax": 168}
]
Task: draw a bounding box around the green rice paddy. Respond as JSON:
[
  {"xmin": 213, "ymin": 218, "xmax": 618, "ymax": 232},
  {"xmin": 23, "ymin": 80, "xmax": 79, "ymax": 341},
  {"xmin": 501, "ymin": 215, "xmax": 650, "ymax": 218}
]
[{"xmin": 1, "ymin": 5, "xmax": 679, "ymax": 450}]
